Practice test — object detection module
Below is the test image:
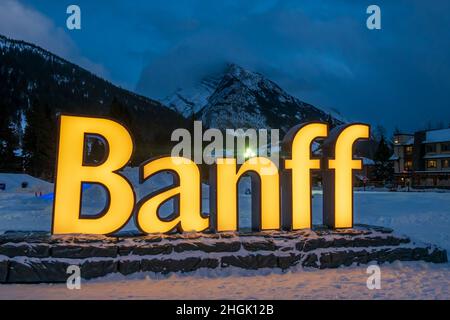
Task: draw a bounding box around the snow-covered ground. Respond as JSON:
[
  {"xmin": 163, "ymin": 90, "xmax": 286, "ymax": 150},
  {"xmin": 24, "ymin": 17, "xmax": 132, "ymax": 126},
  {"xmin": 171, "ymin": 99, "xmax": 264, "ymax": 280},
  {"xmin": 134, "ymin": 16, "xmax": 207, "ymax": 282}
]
[
  {"xmin": 1, "ymin": 169, "xmax": 449, "ymax": 254},
  {"xmin": 1, "ymin": 261, "xmax": 449, "ymax": 300},
  {"xmin": 0, "ymin": 169, "xmax": 449, "ymax": 299}
]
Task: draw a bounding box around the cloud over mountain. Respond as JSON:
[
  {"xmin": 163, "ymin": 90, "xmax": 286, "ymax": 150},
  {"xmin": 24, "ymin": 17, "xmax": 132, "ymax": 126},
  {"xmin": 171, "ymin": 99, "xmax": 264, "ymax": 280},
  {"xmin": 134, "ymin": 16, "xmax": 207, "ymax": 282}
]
[{"xmin": 0, "ymin": 0, "xmax": 106, "ymax": 76}]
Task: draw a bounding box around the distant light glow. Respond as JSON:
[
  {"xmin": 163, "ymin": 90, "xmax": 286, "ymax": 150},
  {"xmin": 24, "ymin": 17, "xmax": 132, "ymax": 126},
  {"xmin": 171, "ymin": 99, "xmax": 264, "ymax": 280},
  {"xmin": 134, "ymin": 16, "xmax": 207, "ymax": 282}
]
[{"xmin": 244, "ymin": 148, "xmax": 256, "ymax": 159}]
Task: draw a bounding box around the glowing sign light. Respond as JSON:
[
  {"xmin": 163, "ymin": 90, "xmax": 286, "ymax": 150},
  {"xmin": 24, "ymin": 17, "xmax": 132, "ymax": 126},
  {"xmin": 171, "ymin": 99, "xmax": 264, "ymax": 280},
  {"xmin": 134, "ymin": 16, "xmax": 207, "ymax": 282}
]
[
  {"xmin": 52, "ymin": 115, "xmax": 369, "ymax": 235},
  {"xmin": 210, "ymin": 157, "xmax": 280, "ymax": 232},
  {"xmin": 323, "ymin": 124, "xmax": 370, "ymax": 229},
  {"xmin": 136, "ymin": 156, "xmax": 208, "ymax": 234},
  {"xmin": 52, "ymin": 115, "xmax": 135, "ymax": 235},
  {"xmin": 282, "ymin": 122, "xmax": 328, "ymax": 230}
]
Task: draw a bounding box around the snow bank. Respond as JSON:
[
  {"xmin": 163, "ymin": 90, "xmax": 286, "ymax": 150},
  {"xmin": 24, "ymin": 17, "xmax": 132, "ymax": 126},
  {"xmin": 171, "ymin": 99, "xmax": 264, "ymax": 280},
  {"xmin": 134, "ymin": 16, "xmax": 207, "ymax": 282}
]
[{"xmin": 0, "ymin": 173, "xmax": 53, "ymax": 194}]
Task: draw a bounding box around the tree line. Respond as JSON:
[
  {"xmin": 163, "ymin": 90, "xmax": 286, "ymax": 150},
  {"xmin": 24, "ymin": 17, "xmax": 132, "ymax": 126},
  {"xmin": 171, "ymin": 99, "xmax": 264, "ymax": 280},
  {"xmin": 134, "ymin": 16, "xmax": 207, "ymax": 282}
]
[{"xmin": 0, "ymin": 97, "xmax": 142, "ymax": 181}]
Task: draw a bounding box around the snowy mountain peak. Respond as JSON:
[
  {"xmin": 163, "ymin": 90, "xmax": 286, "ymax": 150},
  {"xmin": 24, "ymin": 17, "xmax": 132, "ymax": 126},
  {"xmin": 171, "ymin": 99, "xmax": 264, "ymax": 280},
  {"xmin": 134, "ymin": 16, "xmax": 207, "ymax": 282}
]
[
  {"xmin": 162, "ymin": 73, "xmax": 222, "ymax": 118},
  {"xmin": 222, "ymin": 63, "xmax": 294, "ymax": 101},
  {"xmin": 221, "ymin": 63, "xmax": 279, "ymax": 93},
  {"xmin": 160, "ymin": 62, "xmax": 341, "ymax": 132},
  {"xmin": 161, "ymin": 63, "xmax": 269, "ymax": 118},
  {"xmin": 225, "ymin": 63, "xmax": 264, "ymax": 86},
  {"xmin": 202, "ymin": 64, "xmax": 342, "ymax": 133},
  {"xmin": 162, "ymin": 63, "xmax": 283, "ymax": 118}
]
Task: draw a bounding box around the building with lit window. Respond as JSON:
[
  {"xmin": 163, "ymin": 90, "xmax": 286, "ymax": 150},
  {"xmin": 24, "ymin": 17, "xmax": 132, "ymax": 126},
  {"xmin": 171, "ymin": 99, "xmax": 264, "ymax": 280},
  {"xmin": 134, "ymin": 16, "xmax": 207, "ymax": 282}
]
[{"xmin": 391, "ymin": 128, "xmax": 450, "ymax": 188}]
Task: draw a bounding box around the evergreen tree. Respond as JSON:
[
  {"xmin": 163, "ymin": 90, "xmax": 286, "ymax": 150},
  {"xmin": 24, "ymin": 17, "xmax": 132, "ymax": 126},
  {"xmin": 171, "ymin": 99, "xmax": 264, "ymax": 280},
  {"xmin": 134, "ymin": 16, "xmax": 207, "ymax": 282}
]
[
  {"xmin": 108, "ymin": 97, "xmax": 142, "ymax": 164},
  {"xmin": 373, "ymin": 135, "xmax": 394, "ymax": 183},
  {"xmin": 22, "ymin": 100, "xmax": 57, "ymax": 180},
  {"xmin": 326, "ymin": 114, "xmax": 337, "ymax": 130},
  {"xmin": 373, "ymin": 125, "xmax": 387, "ymax": 142},
  {"xmin": 0, "ymin": 104, "xmax": 20, "ymax": 172},
  {"xmin": 109, "ymin": 97, "xmax": 133, "ymax": 129}
]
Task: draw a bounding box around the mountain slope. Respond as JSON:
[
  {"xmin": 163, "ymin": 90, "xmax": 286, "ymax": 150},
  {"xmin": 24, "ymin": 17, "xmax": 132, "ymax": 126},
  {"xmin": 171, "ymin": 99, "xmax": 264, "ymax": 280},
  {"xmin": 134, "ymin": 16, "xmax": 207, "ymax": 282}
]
[
  {"xmin": 162, "ymin": 74, "xmax": 222, "ymax": 118},
  {"xmin": 0, "ymin": 34, "xmax": 188, "ymax": 161},
  {"xmin": 162, "ymin": 64, "xmax": 342, "ymax": 133}
]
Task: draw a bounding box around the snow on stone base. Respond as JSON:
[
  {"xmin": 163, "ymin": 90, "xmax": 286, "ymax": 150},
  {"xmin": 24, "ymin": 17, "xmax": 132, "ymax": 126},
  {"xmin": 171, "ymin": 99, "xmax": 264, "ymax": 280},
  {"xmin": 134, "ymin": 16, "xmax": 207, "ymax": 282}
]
[{"xmin": 0, "ymin": 225, "xmax": 447, "ymax": 283}]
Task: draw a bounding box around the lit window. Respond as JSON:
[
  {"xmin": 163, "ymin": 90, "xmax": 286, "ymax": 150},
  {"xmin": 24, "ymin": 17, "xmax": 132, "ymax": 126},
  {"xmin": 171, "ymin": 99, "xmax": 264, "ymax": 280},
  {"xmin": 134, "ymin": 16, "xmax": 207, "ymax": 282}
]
[
  {"xmin": 405, "ymin": 146, "xmax": 413, "ymax": 155},
  {"xmin": 427, "ymin": 160, "xmax": 437, "ymax": 169},
  {"xmin": 443, "ymin": 159, "xmax": 450, "ymax": 168},
  {"xmin": 405, "ymin": 161, "xmax": 412, "ymax": 171}
]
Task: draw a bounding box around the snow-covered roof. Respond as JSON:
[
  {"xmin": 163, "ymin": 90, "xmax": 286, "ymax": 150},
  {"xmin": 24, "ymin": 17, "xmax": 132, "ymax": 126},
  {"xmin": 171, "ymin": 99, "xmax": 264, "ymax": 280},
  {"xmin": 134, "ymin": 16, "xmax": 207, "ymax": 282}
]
[
  {"xmin": 414, "ymin": 170, "xmax": 450, "ymax": 174},
  {"xmin": 423, "ymin": 154, "xmax": 450, "ymax": 160},
  {"xmin": 423, "ymin": 128, "xmax": 450, "ymax": 144},
  {"xmin": 361, "ymin": 157, "xmax": 375, "ymax": 165},
  {"xmin": 394, "ymin": 137, "xmax": 414, "ymax": 146},
  {"xmin": 389, "ymin": 154, "xmax": 400, "ymax": 161},
  {"xmin": 405, "ymin": 137, "xmax": 414, "ymax": 145}
]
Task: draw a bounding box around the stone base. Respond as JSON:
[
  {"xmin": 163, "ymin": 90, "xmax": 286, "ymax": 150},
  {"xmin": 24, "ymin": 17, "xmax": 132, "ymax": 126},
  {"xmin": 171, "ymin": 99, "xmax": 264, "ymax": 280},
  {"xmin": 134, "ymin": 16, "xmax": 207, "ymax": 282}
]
[{"xmin": 0, "ymin": 225, "xmax": 447, "ymax": 283}]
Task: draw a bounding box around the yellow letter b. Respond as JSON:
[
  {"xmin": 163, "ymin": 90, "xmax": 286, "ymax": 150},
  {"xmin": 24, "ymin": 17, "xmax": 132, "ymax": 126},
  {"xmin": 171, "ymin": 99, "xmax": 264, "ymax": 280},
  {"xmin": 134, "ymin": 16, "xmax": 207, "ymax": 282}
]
[{"xmin": 52, "ymin": 115, "xmax": 135, "ymax": 235}]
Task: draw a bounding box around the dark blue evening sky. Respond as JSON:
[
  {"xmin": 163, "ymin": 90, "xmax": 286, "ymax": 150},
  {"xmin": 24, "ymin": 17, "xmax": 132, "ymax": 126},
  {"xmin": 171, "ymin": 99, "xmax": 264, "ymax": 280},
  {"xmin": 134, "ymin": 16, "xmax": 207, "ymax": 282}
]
[{"xmin": 1, "ymin": 0, "xmax": 449, "ymax": 134}]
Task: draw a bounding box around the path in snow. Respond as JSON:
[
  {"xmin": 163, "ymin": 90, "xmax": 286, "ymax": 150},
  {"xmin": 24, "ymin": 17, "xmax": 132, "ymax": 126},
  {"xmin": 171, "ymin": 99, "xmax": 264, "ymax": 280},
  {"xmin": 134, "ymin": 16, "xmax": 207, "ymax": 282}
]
[{"xmin": 1, "ymin": 261, "xmax": 449, "ymax": 299}]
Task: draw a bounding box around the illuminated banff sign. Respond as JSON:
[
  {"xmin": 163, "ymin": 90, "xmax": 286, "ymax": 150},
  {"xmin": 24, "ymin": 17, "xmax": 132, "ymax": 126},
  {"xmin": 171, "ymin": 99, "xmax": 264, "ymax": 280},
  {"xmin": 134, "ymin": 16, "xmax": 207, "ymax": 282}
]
[{"xmin": 52, "ymin": 115, "xmax": 369, "ymax": 235}]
